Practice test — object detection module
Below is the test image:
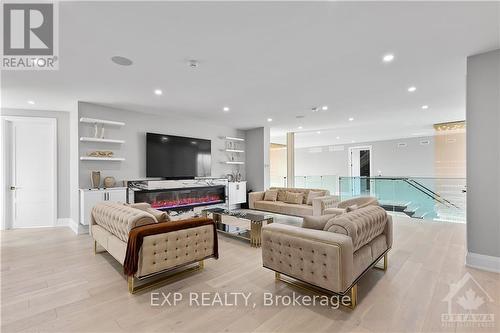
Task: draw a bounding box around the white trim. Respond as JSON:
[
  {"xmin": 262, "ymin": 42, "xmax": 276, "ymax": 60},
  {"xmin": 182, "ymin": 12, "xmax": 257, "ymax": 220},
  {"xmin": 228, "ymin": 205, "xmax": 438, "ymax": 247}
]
[
  {"xmin": 1, "ymin": 116, "xmax": 58, "ymax": 229},
  {"xmin": 79, "ymin": 117, "xmax": 125, "ymax": 126},
  {"xmin": 80, "ymin": 137, "xmax": 125, "ymax": 144},
  {"xmin": 67, "ymin": 218, "xmax": 79, "ymax": 234},
  {"xmin": 466, "ymin": 252, "xmax": 500, "ymax": 273}
]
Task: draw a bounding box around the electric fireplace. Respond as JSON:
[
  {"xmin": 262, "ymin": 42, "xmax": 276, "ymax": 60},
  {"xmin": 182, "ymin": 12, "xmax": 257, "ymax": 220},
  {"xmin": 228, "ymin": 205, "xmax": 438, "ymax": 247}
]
[{"xmin": 133, "ymin": 185, "xmax": 226, "ymax": 211}]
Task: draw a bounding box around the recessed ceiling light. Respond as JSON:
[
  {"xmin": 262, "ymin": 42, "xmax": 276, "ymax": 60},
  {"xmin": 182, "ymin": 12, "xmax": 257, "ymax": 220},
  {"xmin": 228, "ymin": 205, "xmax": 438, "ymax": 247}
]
[
  {"xmin": 407, "ymin": 86, "xmax": 417, "ymax": 92},
  {"xmin": 154, "ymin": 89, "xmax": 163, "ymax": 96},
  {"xmin": 336, "ymin": 136, "xmax": 340, "ymax": 139},
  {"xmin": 111, "ymin": 56, "xmax": 133, "ymax": 66},
  {"xmin": 317, "ymin": 131, "xmax": 321, "ymax": 134},
  {"xmin": 27, "ymin": 100, "xmax": 35, "ymax": 105},
  {"xmin": 189, "ymin": 59, "xmax": 199, "ymax": 68},
  {"xmin": 298, "ymin": 126, "xmax": 303, "ymax": 129},
  {"xmin": 223, "ymin": 106, "xmax": 230, "ymax": 112},
  {"xmin": 421, "ymin": 105, "xmax": 429, "ymax": 110},
  {"xmin": 348, "ymin": 117, "xmax": 354, "ymax": 121},
  {"xmin": 351, "ymin": 140, "xmax": 356, "ymax": 143},
  {"xmin": 321, "ymin": 105, "xmax": 328, "ymax": 111},
  {"xmin": 267, "ymin": 118, "xmax": 273, "ymax": 122},
  {"xmin": 382, "ymin": 53, "xmax": 394, "ymax": 63}
]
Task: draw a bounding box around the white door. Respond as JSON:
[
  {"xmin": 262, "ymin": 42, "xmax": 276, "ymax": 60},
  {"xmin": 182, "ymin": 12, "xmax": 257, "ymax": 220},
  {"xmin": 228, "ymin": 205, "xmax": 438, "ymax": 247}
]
[
  {"xmin": 4, "ymin": 117, "xmax": 57, "ymax": 228},
  {"xmin": 349, "ymin": 146, "xmax": 372, "ymax": 196}
]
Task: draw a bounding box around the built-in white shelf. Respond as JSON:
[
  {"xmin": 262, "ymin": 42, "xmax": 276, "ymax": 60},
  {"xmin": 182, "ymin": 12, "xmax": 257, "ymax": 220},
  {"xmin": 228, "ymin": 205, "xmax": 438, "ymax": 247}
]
[
  {"xmin": 224, "ymin": 149, "xmax": 245, "ymax": 153},
  {"xmin": 224, "ymin": 161, "xmax": 245, "ymax": 165},
  {"xmin": 80, "ymin": 156, "xmax": 125, "ymax": 161},
  {"xmin": 80, "ymin": 137, "xmax": 125, "ymax": 144},
  {"xmin": 80, "ymin": 117, "xmax": 125, "ymax": 126},
  {"xmin": 224, "ymin": 136, "xmax": 245, "ymax": 142}
]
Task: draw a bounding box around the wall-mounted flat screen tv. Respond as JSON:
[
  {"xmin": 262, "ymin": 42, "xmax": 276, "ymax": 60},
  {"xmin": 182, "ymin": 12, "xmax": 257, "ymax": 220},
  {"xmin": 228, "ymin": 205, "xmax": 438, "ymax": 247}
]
[{"xmin": 146, "ymin": 133, "xmax": 211, "ymax": 179}]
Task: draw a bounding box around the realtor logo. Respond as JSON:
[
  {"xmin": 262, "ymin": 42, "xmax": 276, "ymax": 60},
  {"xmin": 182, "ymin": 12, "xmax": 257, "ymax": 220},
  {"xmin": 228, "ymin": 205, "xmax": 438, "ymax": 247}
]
[
  {"xmin": 1, "ymin": 2, "xmax": 58, "ymax": 70},
  {"xmin": 441, "ymin": 272, "xmax": 495, "ymax": 328}
]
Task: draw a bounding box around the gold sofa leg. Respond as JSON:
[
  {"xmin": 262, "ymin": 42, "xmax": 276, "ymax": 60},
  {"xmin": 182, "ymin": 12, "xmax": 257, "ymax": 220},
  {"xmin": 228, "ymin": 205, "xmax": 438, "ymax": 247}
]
[
  {"xmin": 93, "ymin": 240, "xmax": 97, "ymax": 255},
  {"xmin": 374, "ymin": 253, "xmax": 388, "ymax": 271},
  {"xmin": 348, "ymin": 284, "xmax": 358, "ymax": 309},
  {"xmin": 198, "ymin": 260, "xmax": 204, "ymax": 269},
  {"xmin": 275, "ymin": 272, "xmax": 281, "ymax": 280},
  {"xmin": 128, "ymin": 276, "xmax": 134, "ymax": 293}
]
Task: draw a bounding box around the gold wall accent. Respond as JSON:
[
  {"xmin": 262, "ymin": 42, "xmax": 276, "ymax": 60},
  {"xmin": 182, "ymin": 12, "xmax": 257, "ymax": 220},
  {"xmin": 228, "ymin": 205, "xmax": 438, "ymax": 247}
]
[{"xmin": 433, "ymin": 120, "xmax": 466, "ymax": 132}]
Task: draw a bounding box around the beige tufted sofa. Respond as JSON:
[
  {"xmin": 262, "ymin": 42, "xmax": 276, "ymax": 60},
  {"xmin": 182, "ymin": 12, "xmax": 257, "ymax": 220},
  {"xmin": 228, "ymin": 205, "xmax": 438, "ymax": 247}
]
[
  {"xmin": 91, "ymin": 202, "xmax": 216, "ymax": 293},
  {"xmin": 249, "ymin": 187, "xmax": 339, "ymax": 217},
  {"xmin": 261, "ymin": 205, "xmax": 392, "ymax": 308}
]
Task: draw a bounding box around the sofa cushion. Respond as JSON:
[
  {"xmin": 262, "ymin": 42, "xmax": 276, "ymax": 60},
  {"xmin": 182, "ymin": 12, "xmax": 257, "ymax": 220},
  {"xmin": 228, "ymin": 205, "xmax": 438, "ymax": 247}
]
[
  {"xmin": 277, "ymin": 189, "xmax": 287, "ymax": 202},
  {"xmin": 306, "ymin": 190, "xmax": 324, "ymax": 205},
  {"xmin": 281, "ymin": 203, "xmax": 314, "ymax": 217},
  {"xmin": 254, "ymin": 201, "xmax": 283, "ymax": 214},
  {"xmin": 127, "ymin": 202, "xmax": 169, "ymax": 222},
  {"xmin": 285, "ymin": 191, "xmax": 304, "ymax": 204},
  {"xmin": 264, "ymin": 190, "xmax": 278, "ymax": 201},
  {"xmin": 323, "ymin": 206, "xmax": 387, "ymax": 251},
  {"xmin": 353, "ymin": 243, "xmax": 373, "ymax": 278},
  {"xmin": 345, "ymin": 204, "xmax": 358, "ymax": 212}
]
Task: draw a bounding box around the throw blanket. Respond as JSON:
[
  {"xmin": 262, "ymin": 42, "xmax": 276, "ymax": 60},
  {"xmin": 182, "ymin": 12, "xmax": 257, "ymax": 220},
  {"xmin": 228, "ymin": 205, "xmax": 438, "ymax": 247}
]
[{"xmin": 123, "ymin": 217, "xmax": 218, "ymax": 276}]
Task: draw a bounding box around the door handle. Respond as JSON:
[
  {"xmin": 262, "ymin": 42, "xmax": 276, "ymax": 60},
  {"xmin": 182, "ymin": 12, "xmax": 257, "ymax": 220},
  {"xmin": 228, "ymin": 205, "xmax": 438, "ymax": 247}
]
[{"xmin": 10, "ymin": 186, "xmax": 22, "ymax": 190}]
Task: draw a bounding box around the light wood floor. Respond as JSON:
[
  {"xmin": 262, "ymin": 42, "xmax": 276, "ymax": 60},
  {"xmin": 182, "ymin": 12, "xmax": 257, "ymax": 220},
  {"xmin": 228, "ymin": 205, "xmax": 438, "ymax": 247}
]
[{"xmin": 1, "ymin": 217, "xmax": 499, "ymax": 333}]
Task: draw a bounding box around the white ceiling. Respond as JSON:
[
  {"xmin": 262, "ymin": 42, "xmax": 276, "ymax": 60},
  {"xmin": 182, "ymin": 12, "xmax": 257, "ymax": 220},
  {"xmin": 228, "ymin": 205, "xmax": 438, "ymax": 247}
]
[{"xmin": 2, "ymin": 2, "xmax": 499, "ymax": 147}]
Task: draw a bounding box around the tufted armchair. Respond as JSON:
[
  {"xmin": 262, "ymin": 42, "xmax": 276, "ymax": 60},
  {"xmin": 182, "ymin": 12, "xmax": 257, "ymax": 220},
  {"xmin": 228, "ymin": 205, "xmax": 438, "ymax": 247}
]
[
  {"xmin": 91, "ymin": 202, "xmax": 217, "ymax": 293},
  {"xmin": 261, "ymin": 205, "xmax": 392, "ymax": 308}
]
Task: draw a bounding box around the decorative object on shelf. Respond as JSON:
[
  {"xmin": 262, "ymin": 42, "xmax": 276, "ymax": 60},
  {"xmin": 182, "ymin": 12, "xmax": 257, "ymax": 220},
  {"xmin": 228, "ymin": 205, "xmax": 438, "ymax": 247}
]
[
  {"xmin": 227, "ymin": 174, "xmax": 234, "ymax": 182},
  {"xmin": 93, "ymin": 124, "xmax": 100, "ymax": 138},
  {"xmin": 87, "ymin": 150, "xmax": 114, "ymax": 157},
  {"xmin": 100, "ymin": 126, "xmax": 105, "ymax": 139},
  {"xmin": 91, "ymin": 171, "xmax": 101, "ymax": 188},
  {"xmin": 236, "ymin": 172, "xmax": 242, "ymax": 182},
  {"xmin": 103, "ymin": 176, "xmax": 116, "ymax": 188}
]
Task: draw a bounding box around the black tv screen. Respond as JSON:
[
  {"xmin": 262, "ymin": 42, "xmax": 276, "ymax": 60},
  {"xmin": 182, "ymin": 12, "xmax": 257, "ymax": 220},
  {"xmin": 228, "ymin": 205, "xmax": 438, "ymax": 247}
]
[{"xmin": 146, "ymin": 133, "xmax": 211, "ymax": 179}]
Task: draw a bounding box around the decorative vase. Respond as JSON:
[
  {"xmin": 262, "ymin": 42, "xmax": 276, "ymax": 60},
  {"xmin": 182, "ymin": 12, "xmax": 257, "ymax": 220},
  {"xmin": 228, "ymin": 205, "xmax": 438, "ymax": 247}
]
[
  {"xmin": 100, "ymin": 126, "xmax": 105, "ymax": 139},
  {"xmin": 91, "ymin": 171, "xmax": 101, "ymax": 188},
  {"xmin": 103, "ymin": 176, "xmax": 116, "ymax": 188}
]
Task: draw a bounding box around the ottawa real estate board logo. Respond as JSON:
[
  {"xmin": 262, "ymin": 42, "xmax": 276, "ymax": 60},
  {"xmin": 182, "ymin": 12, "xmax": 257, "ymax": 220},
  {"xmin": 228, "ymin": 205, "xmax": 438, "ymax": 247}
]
[{"xmin": 2, "ymin": 2, "xmax": 59, "ymax": 70}]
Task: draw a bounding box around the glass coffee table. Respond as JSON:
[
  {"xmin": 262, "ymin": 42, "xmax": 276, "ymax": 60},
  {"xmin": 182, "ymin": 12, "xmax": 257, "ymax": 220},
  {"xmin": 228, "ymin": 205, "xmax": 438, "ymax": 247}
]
[{"xmin": 201, "ymin": 208, "xmax": 274, "ymax": 247}]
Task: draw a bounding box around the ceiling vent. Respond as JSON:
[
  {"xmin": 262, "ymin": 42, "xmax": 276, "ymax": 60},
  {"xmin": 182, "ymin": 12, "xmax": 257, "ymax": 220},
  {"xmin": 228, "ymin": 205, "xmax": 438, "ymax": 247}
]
[
  {"xmin": 397, "ymin": 143, "xmax": 408, "ymax": 148},
  {"xmin": 420, "ymin": 140, "xmax": 431, "ymax": 145}
]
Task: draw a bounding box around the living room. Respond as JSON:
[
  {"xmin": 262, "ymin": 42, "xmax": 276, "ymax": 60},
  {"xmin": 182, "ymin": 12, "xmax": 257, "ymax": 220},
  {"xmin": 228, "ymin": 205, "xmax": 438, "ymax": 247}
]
[{"xmin": 1, "ymin": 1, "xmax": 499, "ymax": 332}]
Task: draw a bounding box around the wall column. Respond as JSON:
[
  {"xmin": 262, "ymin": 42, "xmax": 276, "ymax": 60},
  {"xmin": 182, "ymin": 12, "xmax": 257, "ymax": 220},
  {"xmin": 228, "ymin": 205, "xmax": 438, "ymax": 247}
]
[
  {"xmin": 286, "ymin": 132, "xmax": 295, "ymax": 188},
  {"xmin": 466, "ymin": 49, "xmax": 500, "ymax": 272}
]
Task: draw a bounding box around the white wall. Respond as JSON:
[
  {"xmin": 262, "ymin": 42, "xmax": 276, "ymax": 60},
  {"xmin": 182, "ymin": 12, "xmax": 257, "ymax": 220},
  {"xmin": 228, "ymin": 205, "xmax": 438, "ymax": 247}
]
[
  {"xmin": 1, "ymin": 108, "xmax": 71, "ymax": 219},
  {"xmin": 295, "ymin": 136, "xmax": 436, "ymax": 178},
  {"xmin": 78, "ymin": 102, "xmax": 245, "ymax": 188},
  {"xmin": 245, "ymin": 127, "xmax": 270, "ymax": 191},
  {"xmin": 466, "ymin": 49, "xmax": 500, "ymax": 267}
]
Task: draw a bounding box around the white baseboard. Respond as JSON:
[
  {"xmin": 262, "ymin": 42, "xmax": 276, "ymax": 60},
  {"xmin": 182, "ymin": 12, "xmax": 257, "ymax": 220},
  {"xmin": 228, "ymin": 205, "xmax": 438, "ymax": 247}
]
[
  {"xmin": 68, "ymin": 218, "xmax": 79, "ymax": 234},
  {"xmin": 466, "ymin": 252, "xmax": 500, "ymax": 273},
  {"xmin": 56, "ymin": 218, "xmax": 71, "ymax": 227}
]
